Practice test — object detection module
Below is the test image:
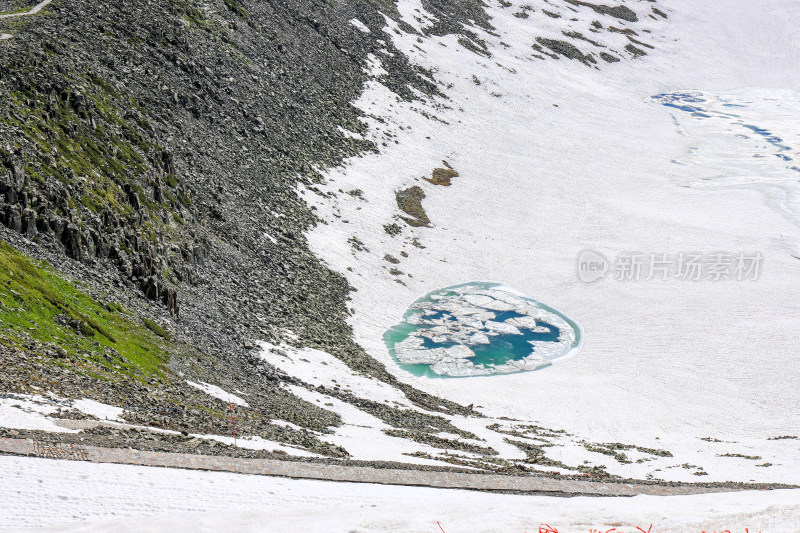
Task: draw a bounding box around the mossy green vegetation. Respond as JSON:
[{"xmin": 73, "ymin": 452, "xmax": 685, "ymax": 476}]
[
  {"xmin": 172, "ymin": 0, "xmax": 215, "ymax": 31},
  {"xmin": 142, "ymin": 317, "xmax": 170, "ymax": 340},
  {"xmin": 0, "ymin": 240, "xmax": 171, "ymax": 381},
  {"xmin": 0, "ymin": 62, "xmax": 196, "ymax": 309},
  {"xmin": 222, "ymin": 0, "xmax": 248, "ymax": 19},
  {"xmin": 0, "ymin": 7, "xmax": 30, "ymax": 16},
  {"xmin": 1, "ymin": 85, "xmax": 158, "ymax": 218}
]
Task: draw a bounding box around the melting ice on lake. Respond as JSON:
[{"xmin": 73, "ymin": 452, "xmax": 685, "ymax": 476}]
[
  {"xmin": 384, "ymin": 282, "xmax": 582, "ymax": 378},
  {"xmin": 652, "ymin": 89, "xmax": 800, "ymax": 223}
]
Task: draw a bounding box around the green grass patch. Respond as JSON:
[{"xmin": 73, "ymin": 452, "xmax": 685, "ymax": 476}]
[
  {"xmin": 0, "ymin": 240, "xmax": 171, "ymax": 380},
  {"xmin": 0, "ymin": 6, "xmax": 32, "ymax": 16},
  {"xmin": 143, "ymin": 318, "xmax": 170, "ymax": 340},
  {"xmin": 223, "ymin": 0, "xmax": 247, "ymax": 18}
]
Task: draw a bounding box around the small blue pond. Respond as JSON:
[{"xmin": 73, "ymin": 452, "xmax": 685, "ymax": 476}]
[{"xmin": 384, "ymin": 282, "xmax": 582, "ymax": 378}]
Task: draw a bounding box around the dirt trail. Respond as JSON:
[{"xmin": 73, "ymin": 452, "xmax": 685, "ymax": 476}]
[
  {"xmin": 0, "ymin": 0, "xmax": 54, "ymax": 40},
  {"xmin": 0, "ymin": 0, "xmax": 53, "ymax": 18}
]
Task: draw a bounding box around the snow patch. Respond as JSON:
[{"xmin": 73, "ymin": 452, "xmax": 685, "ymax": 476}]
[
  {"xmin": 186, "ymin": 382, "xmax": 249, "ymax": 407},
  {"xmin": 349, "ymin": 18, "xmax": 370, "ymax": 33},
  {"xmin": 0, "ymin": 396, "xmax": 75, "ymax": 433}
]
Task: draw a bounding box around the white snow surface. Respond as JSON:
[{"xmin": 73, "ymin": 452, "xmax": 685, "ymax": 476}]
[
  {"xmin": 260, "ymin": 343, "xmax": 530, "ymax": 465},
  {"xmin": 0, "ymin": 395, "xmax": 126, "ymax": 431},
  {"xmin": 257, "ymin": 341, "xmax": 800, "ymax": 483},
  {"xmin": 186, "ymin": 381, "xmax": 249, "ymax": 407},
  {"xmin": 302, "ymin": 0, "xmax": 800, "ymax": 485},
  {"xmin": 0, "ymin": 395, "xmax": 75, "ymax": 433},
  {"xmin": 2, "ymin": 456, "xmax": 799, "ymax": 532},
  {"xmin": 188, "ymin": 433, "xmax": 321, "ymax": 457},
  {"xmin": 259, "ymin": 341, "xmax": 411, "ymax": 407},
  {"xmin": 70, "ymin": 399, "xmax": 124, "ymax": 422},
  {"xmin": 653, "ymin": 88, "xmax": 800, "ymax": 223},
  {"xmin": 350, "ymin": 17, "xmax": 371, "ymax": 33},
  {"xmin": 284, "ymin": 382, "xmax": 464, "ymax": 467}
]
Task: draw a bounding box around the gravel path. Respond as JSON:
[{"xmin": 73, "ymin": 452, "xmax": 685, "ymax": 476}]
[
  {"xmin": 0, "ymin": 437, "xmax": 753, "ymax": 497},
  {"xmin": 0, "ymin": 0, "xmax": 53, "ymax": 18},
  {"xmin": 0, "ymin": 0, "xmax": 53, "ymax": 40}
]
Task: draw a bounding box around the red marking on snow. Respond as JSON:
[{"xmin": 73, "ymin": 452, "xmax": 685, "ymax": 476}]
[{"xmin": 435, "ymin": 522, "xmax": 761, "ymax": 533}]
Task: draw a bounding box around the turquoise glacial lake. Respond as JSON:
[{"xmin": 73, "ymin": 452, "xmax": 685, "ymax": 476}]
[{"xmin": 384, "ymin": 282, "xmax": 582, "ymax": 378}]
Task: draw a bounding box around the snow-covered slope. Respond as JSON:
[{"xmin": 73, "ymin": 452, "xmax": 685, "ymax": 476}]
[
  {"xmin": 3, "ymin": 456, "xmax": 799, "ymax": 532},
  {"xmin": 304, "ymin": 0, "xmax": 800, "ymax": 484}
]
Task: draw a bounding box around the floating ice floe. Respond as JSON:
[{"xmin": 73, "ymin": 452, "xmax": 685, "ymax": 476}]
[{"xmin": 384, "ymin": 282, "xmax": 582, "ymax": 377}]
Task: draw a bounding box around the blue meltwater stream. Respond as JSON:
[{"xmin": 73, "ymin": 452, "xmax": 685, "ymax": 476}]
[{"xmin": 652, "ymin": 89, "xmax": 800, "ymax": 224}]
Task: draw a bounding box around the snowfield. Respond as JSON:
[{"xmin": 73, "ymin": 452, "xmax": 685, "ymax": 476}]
[
  {"xmin": 305, "ymin": 0, "xmax": 800, "ymax": 485},
  {"xmin": 2, "ymin": 455, "xmax": 800, "ymax": 532}
]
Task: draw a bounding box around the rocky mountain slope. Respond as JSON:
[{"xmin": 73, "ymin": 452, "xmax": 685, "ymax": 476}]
[{"xmin": 1, "ymin": 0, "xmax": 472, "ymax": 432}]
